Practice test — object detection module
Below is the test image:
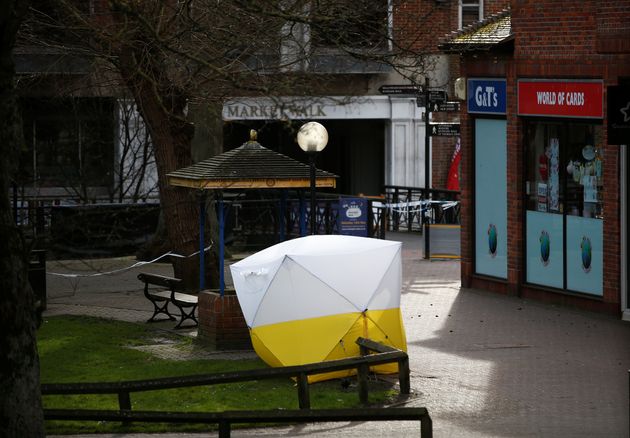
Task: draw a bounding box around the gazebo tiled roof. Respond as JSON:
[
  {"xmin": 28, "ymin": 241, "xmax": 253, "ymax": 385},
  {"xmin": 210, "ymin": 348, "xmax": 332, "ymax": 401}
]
[
  {"xmin": 167, "ymin": 131, "xmax": 338, "ymax": 190},
  {"xmin": 439, "ymin": 8, "xmax": 513, "ymax": 53}
]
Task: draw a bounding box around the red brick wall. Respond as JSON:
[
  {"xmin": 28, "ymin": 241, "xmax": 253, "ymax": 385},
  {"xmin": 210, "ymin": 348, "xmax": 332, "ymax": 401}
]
[
  {"xmin": 394, "ymin": 0, "xmax": 510, "ymax": 53},
  {"xmin": 198, "ymin": 291, "xmax": 253, "ymax": 350}
]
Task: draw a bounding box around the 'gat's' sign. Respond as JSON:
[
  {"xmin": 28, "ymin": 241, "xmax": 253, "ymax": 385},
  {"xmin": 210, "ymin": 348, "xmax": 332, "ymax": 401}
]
[{"xmin": 468, "ymin": 78, "xmax": 507, "ymax": 115}]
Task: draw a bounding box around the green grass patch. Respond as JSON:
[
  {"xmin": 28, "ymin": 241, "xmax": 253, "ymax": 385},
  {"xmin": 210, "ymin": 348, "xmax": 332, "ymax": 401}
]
[{"xmin": 39, "ymin": 315, "xmax": 399, "ymax": 434}]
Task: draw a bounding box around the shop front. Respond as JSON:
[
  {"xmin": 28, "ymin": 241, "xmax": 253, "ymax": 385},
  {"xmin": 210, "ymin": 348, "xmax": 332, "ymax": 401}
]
[
  {"xmin": 222, "ymin": 96, "xmax": 427, "ymax": 196},
  {"xmin": 443, "ymin": 3, "xmax": 629, "ymax": 318},
  {"xmin": 519, "ymin": 80, "xmax": 605, "ymax": 298},
  {"xmin": 468, "ymin": 78, "xmax": 508, "ymax": 280}
]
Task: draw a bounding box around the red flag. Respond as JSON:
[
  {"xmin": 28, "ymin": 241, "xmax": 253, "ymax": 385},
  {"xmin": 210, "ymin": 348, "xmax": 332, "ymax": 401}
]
[{"xmin": 446, "ymin": 137, "xmax": 461, "ymax": 191}]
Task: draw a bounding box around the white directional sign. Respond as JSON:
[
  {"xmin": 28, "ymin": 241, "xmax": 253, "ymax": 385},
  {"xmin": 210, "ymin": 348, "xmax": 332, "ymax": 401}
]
[
  {"xmin": 429, "ymin": 123, "xmax": 460, "ymax": 137},
  {"xmin": 379, "ymin": 84, "xmax": 423, "ymax": 95},
  {"xmin": 430, "ymin": 101, "xmax": 460, "ymax": 112}
]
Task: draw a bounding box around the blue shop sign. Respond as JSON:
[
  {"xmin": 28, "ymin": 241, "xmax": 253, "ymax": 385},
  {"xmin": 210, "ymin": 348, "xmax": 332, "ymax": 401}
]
[{"xmin": 468, "ymin": 78, "xmax": 507, "ymax": 115}]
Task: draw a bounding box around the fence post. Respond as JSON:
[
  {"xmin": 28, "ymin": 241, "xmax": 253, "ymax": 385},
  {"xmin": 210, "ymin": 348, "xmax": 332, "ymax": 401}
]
[
  {"xmin": 118, "ymin": 391, "xmax": 131, "ymax": 411},
  {"xmin": 297, "ymin": 373, "xmax": 310, "ymax": 409},
  {"xmin": 398, "ymin": 357, "xmax": 411, "ymax": 395},
  {"xmin": 407, "ymin": 189, "xmax": 413, "ymax": 232},
  {"xmin": 392, "ymin": 188, "xmax": 399, "ymax": 231},
  {"xmin": 118, "ymin": 391, "xmax": 131, "ymax": 425},
  {"xmin": 420, "ymin": 411, "xmax": 433, "ymax": 438},
  {"xmin": 357, "ymin": 363, "xmax": 369, "ymax": 405},
  {"xmin": 218, "ymin": 420, "xmax": 231, "ymax": 438}
]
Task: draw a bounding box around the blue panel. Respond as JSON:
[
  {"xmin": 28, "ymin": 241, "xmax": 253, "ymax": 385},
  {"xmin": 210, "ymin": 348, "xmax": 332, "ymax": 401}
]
[
  {"xmin": 526, "ymin": 211, "xmax": 564, "ymax": 289},
  {"xmin": 566, "ymin": 216, "xmax": 603, "ymax": 296},
  {"xmin": 475, "ymin": 119, "xmax": 507, "ymax": 279},
  {"xmin": 338, "ymin": 197, "xmax": 369, "ymax": 237},
  {"xmin": 468, "ymin": 78, "xmax": 507, "ymax": 115}
]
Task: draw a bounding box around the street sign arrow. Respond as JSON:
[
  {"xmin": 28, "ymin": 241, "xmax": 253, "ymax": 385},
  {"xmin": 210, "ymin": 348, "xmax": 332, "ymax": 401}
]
[
  {"xmin": 429, "ymin": 101, "xmax": 461, "ymax": 112},
  {"xmin": 429, "ymin": 123, "xmax": 460, "ymax": 137},
  {"xmin": 379, "ymin": 84, "xmax": 423, "ymax": 95}
]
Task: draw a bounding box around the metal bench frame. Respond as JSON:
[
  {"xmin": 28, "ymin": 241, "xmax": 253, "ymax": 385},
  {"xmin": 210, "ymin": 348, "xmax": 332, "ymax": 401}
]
[{"xmin": 137, "ymin": 273, "xmax": 198, "ymax": 329}]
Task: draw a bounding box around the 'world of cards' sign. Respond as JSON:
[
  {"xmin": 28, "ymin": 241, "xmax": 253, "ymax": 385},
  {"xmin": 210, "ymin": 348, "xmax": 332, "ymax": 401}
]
[
  {"xmin": 518, "ymin": 80, "xmax": 603, "ymax": 119},
  {"xmin": 467, "ymin": 78, "xmax": 507, "ymax": 115}
]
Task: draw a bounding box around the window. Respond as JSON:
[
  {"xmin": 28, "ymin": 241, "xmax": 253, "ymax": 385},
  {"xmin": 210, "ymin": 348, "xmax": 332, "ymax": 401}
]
[
  {"xmin": 459, "ymin": 0, "xmax": 483, "ymax": 30},
  {"xmin": 524, "ymin": 120, "xmax": 604, "ymax": 296},
  {"xmin": 309, "ymin": 0, "xmax": 389, "ymax": 49},
  {"xmin": 19, "ymin": 98, "xmax": 115, "ymax": 192}
]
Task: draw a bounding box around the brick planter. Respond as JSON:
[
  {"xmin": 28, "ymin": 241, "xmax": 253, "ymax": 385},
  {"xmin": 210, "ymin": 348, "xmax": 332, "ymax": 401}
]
[{"xmin": 198, "ymin": 289, "xmax": 252, "ymax": 350}]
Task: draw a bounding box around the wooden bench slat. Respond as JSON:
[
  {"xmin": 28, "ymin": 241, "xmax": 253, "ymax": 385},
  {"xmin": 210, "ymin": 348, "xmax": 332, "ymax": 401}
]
[{"xmin": 172, "ymin": 292, "xmax": 198, "ymax": 304}]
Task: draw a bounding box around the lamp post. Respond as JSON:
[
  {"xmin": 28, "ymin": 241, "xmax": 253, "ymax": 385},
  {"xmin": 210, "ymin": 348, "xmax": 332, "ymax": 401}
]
[{"xmin": 297, "ymin": 122, "xmax": 328, "ymax": 235}]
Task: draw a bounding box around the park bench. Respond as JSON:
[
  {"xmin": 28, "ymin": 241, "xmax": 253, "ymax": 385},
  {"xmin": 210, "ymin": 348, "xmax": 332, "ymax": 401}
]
[{"xmin": 137, "ymin": 273, "xmax": 198, "ymax": 329}]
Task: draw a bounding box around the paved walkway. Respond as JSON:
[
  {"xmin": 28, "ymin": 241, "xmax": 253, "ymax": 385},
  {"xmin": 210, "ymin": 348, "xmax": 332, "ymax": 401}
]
[{"xmin": 44, "ymin": 232, "xmax": 630, "ymax": 437}]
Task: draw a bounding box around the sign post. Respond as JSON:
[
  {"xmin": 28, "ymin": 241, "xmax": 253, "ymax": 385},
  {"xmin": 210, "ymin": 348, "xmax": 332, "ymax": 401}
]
[{"xmin": 381, "ymin": 83, "xmax": 460, "ymax": 258}]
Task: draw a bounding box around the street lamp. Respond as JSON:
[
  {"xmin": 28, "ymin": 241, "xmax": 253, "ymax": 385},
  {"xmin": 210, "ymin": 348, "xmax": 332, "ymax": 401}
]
[{"xmin": 297, "ymin": 121, "xmax": 328, "ymax": 235}]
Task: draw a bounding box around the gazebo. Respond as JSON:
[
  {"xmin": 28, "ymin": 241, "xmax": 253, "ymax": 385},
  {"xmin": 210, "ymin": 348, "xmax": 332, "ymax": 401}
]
[{"xmin": 167, "ymin": 130, "xmax": 337, "ymax": 295}]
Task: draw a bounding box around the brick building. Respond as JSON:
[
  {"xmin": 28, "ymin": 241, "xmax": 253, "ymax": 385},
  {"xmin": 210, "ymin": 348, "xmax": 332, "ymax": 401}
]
[{"xmin": 441, "ymin": 1, "xmax": 630, "ymax": 318}]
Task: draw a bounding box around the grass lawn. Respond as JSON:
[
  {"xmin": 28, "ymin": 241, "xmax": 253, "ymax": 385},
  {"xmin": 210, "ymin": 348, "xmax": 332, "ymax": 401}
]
[{"xmin": 39, "ymin": 315, "xmax": 399, "ymax": 434}]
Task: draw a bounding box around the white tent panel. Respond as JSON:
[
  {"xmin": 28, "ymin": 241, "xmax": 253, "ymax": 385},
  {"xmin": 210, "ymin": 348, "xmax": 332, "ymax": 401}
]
[
  {"xmin": 231, "ymin": 235, "xmax": 403, "ymax": 327},
  {"xmin": 230, "ymin": 257, "xmax": 285, "ymax": 326},
  {"xmin": 252, "ymin": 257, "xmax": 358, "ymax": 327},
  {"xmin": 291, "ymin": 244, "xmax": 400, "ymax": 310},
  {"xmin": 365, "ymin": 248, "xmax": 402, "ymax": 310}
]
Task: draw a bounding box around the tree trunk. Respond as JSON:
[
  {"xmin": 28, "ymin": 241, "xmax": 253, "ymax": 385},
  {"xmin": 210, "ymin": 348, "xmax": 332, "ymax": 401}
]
[
  {"xmin": 116, "ymin": 47, "xmax": 219, "ymax": 290},
  {"xmin": 0, "ymin": 1, "xmax": 45, "ymax": 436}
]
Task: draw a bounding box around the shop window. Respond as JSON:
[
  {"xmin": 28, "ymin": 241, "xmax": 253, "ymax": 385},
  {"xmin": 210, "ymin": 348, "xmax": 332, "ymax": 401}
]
[
  {"xmin": 459, "ymin": 0, "xmax": 483, "ymax": 29},
  {"xmin": 524, "ymin": 121, "xmax": 604, "ymax": 296},
  {"xmin": 19, "ymin": 98, "xmax": 115, "ymax": 195}
]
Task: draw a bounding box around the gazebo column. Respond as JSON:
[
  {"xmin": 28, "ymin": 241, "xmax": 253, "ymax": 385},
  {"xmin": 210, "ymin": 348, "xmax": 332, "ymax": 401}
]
[
  {"xmin": 217, "ymin": 191, "xmax": 226, "ymax": 296},
  {"xmin": 299, "ymin": 190, "xmax": 307, "ymax": 236},
  {"xmin": 198, "ymin": 191, "xmax": 206, "ymax": 291},
  {"xmin": 279, "ymin": 189, "xmax": 287, "ymax": 241}
]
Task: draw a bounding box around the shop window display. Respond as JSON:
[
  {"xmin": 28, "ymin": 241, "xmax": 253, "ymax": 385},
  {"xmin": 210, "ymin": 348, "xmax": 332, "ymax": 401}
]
[{"xmin": 524, "ymin": 121, "xmax": 603, "ymax": 296}]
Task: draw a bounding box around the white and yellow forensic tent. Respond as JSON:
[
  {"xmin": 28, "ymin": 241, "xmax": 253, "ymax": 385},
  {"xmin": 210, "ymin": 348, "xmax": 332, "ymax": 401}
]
[{"xmin": 230, "ymin": 235, "xmax": 407, "ymax": 382}]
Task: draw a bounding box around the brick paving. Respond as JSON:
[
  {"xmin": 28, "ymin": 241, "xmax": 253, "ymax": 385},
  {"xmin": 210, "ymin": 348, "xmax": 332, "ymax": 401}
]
[{"xmin": 45, "ymin": 232, "xmax": 630, "ymax": 438}]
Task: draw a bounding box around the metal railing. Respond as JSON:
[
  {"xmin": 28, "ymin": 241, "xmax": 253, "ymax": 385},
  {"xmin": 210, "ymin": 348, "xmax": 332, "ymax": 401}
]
[
  {"xmin": 11, "ymin": 191, "xmax": 387, "ymax": 256},
  {"xmin": 382, "ymin": 185, "xmax": 460, "ymax": 233}
]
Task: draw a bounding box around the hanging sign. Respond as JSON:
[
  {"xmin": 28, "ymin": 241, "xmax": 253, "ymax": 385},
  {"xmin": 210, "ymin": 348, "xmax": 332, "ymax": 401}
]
[
  {"xmin": 518, "ymin": 80, "xmax": 604, "ymax": 118},
  {"xmin": 607, "ymin": 84, "xmax": 630, "ymax": 145},
  {"xmin": 338, "ymin": 197, "xmax": 369, "ymax": 237},
  {"xmin": 467, "ymin": 78, "xmax": 507, "ymax": 115}
]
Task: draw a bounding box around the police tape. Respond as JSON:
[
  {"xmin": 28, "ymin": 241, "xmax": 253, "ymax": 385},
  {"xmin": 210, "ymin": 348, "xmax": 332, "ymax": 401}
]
[
  {"xmin": 372, "ymin": 200, "xmax": 459, "ymax": 214},
  {"xmin": 46, "ymin": 242, "xmax": 214, "ymax": 278}
]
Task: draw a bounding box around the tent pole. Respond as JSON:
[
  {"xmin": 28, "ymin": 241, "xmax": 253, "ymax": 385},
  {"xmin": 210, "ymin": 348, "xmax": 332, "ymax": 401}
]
[{"xmin": 219, "ymin": 192, "xmax": 225, "ymax": 296}]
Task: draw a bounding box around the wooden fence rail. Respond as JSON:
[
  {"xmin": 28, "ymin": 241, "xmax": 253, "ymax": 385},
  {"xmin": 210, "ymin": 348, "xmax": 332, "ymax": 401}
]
[
  {"xmin": 44, "ymin": 407, "xmax": 433, "ymax": 437},
  {"xmin": 42, "ymin": 338, "xmax": 409, "ymax": 410},
  {"xmin": 41, "ymin": 338, "xmax": 431, "ymax": 436}
]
